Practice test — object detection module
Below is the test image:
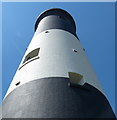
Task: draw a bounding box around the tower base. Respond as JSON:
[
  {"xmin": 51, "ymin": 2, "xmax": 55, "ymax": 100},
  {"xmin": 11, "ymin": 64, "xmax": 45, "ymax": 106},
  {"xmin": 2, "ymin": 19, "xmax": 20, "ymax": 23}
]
[{"xmin": 2, "ymin": 77, "xmax": 116, "ymax": 118}]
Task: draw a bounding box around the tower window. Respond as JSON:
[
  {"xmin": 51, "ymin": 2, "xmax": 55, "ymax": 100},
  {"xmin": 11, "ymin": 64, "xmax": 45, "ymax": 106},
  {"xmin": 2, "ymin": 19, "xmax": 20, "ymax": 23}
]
[
  {"xmin": 23, "ymin": 48, "xmax": 40, "ymax": 64},
  {"xmin": 15, "ymin": 81, "xmax": 20, "ymax": 86},
  {"xmin": 45, "ymin": 31, "xmax": 49, "ymax": 33},
  {"xmin": 73, "ymin": 49, "xmax": 77, "ymax": 53},
  {"xmin": 68, "ymin": 72, "xmax": 84, "ymax": 86}
]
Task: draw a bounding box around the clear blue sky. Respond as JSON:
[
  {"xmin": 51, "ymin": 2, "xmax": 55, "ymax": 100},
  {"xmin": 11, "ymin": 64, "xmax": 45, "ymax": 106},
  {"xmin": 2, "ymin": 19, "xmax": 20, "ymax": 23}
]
[{"xmin": 2, "ymin": 2, "xmax": 116, "ymax": 115}]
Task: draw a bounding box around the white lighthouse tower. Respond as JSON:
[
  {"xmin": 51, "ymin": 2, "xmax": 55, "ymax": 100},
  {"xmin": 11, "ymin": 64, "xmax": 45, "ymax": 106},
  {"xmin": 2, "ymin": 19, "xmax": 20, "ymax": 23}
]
[{"xmin": 2, "ymin": 8, "xmax": 115, "ymax": 118}]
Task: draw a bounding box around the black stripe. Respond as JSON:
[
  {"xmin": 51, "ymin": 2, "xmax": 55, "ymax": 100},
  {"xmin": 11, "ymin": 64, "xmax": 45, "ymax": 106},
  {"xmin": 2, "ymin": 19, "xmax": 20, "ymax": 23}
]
[
  {"xmin": 2, "ymin": 77, "xmax": 116, "ymax": 118},
  {"xmin": 34, "ymin": 8, "xmax": 78, "ymax": 38}
]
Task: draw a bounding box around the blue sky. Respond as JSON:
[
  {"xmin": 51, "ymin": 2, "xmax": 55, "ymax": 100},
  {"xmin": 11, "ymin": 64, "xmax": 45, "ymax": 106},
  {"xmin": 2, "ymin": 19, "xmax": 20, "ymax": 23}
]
[{"xmin": 2, "ymin": 2, "xmax": 116, "ymax": 115}]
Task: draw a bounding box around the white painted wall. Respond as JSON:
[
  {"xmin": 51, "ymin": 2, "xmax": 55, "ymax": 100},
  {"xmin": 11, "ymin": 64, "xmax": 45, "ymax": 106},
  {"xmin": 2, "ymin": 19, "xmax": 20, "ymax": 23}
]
[{"xmin": 5, "ymin": 29, "xmax": 103, "ymax": 98}]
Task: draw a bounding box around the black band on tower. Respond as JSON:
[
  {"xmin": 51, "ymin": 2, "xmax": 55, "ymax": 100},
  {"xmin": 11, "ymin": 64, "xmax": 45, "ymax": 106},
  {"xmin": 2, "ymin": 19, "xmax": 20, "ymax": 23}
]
[
  {"xmin": 2, "ymin": 77, "xmax": 116, "ymax": 118},
  {"xmin": 35, "ymin": 8, "xmax": 78, "ymax": 38}
]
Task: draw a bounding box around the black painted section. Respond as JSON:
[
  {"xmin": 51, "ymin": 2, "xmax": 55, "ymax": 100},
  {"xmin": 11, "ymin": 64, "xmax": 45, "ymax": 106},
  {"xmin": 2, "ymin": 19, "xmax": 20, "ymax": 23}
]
[
  {"xmin": 2, "ymin": 77, "xmax": 116, "ymax": 118},
  {"xmin": 35, "ymin": 8, "xmax": 78, "ymax": 38}
]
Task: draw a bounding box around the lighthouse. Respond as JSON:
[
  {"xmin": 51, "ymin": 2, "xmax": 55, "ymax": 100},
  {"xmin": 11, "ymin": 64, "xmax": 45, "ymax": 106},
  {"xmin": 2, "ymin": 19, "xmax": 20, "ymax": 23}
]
[{"xmin": 2, "ymin": 8, "xmax": 116, "ymax": 118}]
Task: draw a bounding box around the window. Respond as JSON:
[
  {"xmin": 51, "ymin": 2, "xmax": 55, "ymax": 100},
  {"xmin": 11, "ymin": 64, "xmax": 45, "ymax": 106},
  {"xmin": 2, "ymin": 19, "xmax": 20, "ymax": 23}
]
[
  {"xmin": 73, "ymin": 49, "xmax": 77, "ymax": 53},
  {"xmin": 19, "ymin": 48, "xmax": 40, "ymax": 70},
  {"xmin": 45, "ymin": 31, "xmax": 49, "ymax": 33},
  {"xmin": 15, "ymin": 81, "xmax": 20, "ymax": 86},
  {"xmin": 68, "ymin": 72, "xmax": 84, "ymax": 86},
  {"xmin": 23, "ymin": 48, "xmax": 40, "ymax": 64}
]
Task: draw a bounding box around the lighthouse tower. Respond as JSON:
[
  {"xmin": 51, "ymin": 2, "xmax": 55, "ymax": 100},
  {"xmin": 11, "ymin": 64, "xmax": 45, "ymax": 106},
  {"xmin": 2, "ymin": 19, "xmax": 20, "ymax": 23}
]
[{"xmin": 2, "ymin": 8, "xmax": 115, "ymax": 118}]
